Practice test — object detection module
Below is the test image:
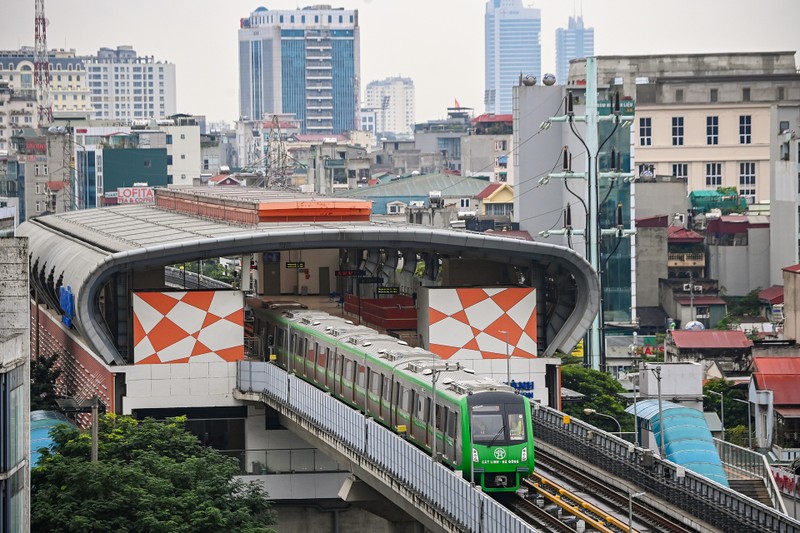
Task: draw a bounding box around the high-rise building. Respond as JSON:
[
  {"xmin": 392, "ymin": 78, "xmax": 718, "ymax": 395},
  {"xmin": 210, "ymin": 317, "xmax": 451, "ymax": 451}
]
[
  {"xmin": 84, "ymin": 46, "xmax": 177, "ymax": 121},
  {"xmin": 555, "ymin": 16, "xmax": 594, "ymax": 86},
  {"xmin": 363, "ymin": 77, "xmax": 415, "ymax": 136},
  {"xmin": 238, "ymin": 6, "xmax": 360, "ymax": 135},
  {"xmin": 484, "ymin": 0, "xmax": 541, "ymax": 115}
]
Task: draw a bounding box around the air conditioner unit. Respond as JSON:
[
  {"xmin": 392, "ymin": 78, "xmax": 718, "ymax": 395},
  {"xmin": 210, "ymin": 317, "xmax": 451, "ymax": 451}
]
[{"xmin": 682, "ymin": 283, "xmax": 692, "ymax": 291}]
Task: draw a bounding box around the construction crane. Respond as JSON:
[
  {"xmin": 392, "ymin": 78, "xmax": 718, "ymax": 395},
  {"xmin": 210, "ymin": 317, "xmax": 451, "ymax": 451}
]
[{"xmin": 34, "ymin": 0, "xmax": 53, "ymax": 126}]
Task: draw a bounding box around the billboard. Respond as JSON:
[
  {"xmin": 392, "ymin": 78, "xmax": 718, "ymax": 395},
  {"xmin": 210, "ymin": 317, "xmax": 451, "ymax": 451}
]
[
  {"xmin": 132, "ymin": 290, "xmax": 244, "ymax": 364},
  {"xmin": 427, "ymin": 287, "xmax": 537, "ymax": 360},
  {"xmin": 117, "ymin": 186, "xmax": 155, "ymax": 204}
]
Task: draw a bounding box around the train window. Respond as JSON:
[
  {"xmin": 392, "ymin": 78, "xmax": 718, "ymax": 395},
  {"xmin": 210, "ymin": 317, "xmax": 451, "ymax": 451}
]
[
  {"xmin": 382, "ymin": 376, "xmax": 391, "ymax": 401},
  {"xmin": 370, "ymin": 372, "xmax": 382, "ymax": 395},
  {"xmin": 344, "ymin": 359, "xmax": 354, "ymax": 382},
  {"xmin": 447, "ymin": 411, "xmax": 457, "ymax": 439},
  {"xmin": 357, "ymin": 364, "xmax": 366, "ymax": 388},
  {"xmin": 508, "ymin": 413, "xmax": 525, "ymax": 441},
  {"xmin": 434, "ymin": 404, "xmax": 443, "ymax": 430},
  {"xmin": 318, "ymin": 345, "xmax": 326, "ymax": 368},
  {"xmin": 400, "ymin": 388, "xmax": 411, "ymax": 413},
  {"xmin": 417, "ymin": 395, "xmax": 427, "ymax": 421}
]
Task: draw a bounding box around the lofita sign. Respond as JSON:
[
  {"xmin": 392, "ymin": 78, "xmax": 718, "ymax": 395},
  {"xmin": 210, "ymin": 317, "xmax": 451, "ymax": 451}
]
[{"xmin": 117, "ymin": 186, "xmax": 155, "ymax": 204}]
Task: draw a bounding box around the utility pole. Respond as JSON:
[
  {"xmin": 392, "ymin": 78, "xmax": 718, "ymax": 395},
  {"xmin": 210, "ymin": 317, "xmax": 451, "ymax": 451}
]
[{"xmin": 537, "ymin": 57, "xmax": 635, "ymax": 370}]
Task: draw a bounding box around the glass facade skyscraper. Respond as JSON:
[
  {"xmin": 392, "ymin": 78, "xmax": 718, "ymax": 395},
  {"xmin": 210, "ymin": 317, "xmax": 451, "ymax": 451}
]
[
  {"xmin": 484, "ymin": 0, "xmax": 541, "ymax": 115},
  {"xmin": 555, "ymin": 16, "xmax": 594, "ymax": 85},
  {"xmin": 238, "ymin": 6, "xmax": 360, "ymax": 135}
]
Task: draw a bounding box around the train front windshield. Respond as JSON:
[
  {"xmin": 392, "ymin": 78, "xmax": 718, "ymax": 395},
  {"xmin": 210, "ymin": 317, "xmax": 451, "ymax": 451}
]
[{"xmin": 470, "ymin": 401, "xmax": 527, "ymax": 445}]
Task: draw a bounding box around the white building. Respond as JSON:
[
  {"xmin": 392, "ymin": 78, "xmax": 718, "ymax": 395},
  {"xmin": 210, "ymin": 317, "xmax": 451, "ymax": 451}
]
[
  {"xmin": 84, "ymin": 46, "xmax": 177, "ymax": 121},
  {"xmin": 0, "ymin": 47, "xmax": 93, "ymax": 121},
  {"xmin": 161, "ymin": 116, "xmax": 202, "ymax": 187},
  {"xmin": 363, "ymin": 77, "xmax": 415, "ymax": 136}
]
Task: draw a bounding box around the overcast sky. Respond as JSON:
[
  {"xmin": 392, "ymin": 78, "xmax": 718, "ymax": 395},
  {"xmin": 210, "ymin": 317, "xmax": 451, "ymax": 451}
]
[{"xmin": 2, "ymin": 0, "xmax": 799, "ymax": 123}]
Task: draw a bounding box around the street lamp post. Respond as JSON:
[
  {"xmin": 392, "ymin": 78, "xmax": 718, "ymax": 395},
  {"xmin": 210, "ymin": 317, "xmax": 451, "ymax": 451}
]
[
  {"xmin": 731, "ymin": 397, "xmax": 752, "ymax": 449},
  {"xmin": 628, "ymin": 491, "xmax": 645, "ymax": 533},
  {"xmin": 499, "ymin": 330, "xmax": 510, "ymax": 385},
  {"xmin": 708, "ymin": 390, "xmax": 725, "ymax": 442},
  {"xmin": 642, "ymin": 363, "xmax": 665, "ymax": 456},
  {"xmin": 583, "ymin": 408, "xmax": 622, "ymax": 435}
]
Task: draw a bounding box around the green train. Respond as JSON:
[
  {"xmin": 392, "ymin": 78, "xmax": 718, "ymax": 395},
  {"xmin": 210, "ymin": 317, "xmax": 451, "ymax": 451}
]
[{"xmin": 252, "ymin": 301, "xmax": 535, "ymax": 492}]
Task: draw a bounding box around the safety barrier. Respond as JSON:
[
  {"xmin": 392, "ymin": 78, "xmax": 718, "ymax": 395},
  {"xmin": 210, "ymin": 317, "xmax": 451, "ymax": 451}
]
[
  {"xmin": 238, "ymin": 360, "xmax": 537, "ymax": 533},
  {"xmin": 531, "ymin": 403, "xmax": 800, "ymax": 533}
]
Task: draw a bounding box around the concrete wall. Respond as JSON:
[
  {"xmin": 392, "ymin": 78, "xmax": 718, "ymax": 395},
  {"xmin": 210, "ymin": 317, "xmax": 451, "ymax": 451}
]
[
  {"xmin": 784, "ymin": 269, "xmax": 800, "ymax": 342},
  {"xmin": 635, "ymin": 226, "xmax": 668, "ymax": 307},
  {"xmin": 769, "ymin": 105, "xmax": 800, "ymax": 286},
  {"xmin": 634, "ymin": 179, "xmax": 688, "ymax": 220},
  {"xmin": 707, "ymin": 226, "xmax": 770, "ymax": 297}
]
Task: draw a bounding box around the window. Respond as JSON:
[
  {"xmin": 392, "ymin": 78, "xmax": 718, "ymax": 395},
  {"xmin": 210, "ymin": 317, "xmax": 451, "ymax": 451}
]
[
  {"xmin": 675, "ymin": 89, "xmax": 684, "ymax": 102},
  {"xmin": 180, "ymin": 134, "xmax": 185, "ymax": 140},
  {"xmin": 706, "ymin": 116, "xmax": 719, "ymax": 145},
  {"xmin": 739, "ymin": 115, "xmax": 752, "ymax": 144},
  {"xmin": 672, "ymin": 117, "xmax": 684, "ymax": 146},
  {"xmin": 705, "ymin": 163, "xmax": 722, "ymax": 187},
  {"xmin": 778, "ymin": 87, "xmax": 785, "ymax": 100},
  {"xmin": 672, "ymin": 163, "xmax": 688, "ymax": 179},
  {"xmin": 639, "ymin": 117, "xmax": 652, "ymax": 146},
  {"xmin": 742, "ymin": 88, "xmax": 750, "ymax": 102},
  {"xmin": 710, "ymin": 88, "xmax": 718, "ymax": 102},
  {"xmin": 739, "ymin": 162, "xmax": 756, "ymax": 201},
  {"xmin": 460, "ymin": 198, "xmax": 470, "ymax": 208},
  {"xmin": 180, "ymin": 154, "xmax": 186, "ymax": 160},
  {"xmin": 166, "ymin": 155, "xmax": 173, "ymax": 165},
  {"xmin": 166, "ymin": 134, "xmax": 173, "ymax": 145},
  {"xmin": 144, "ymin": 159, "xmax": 151, "ymax": 168}
]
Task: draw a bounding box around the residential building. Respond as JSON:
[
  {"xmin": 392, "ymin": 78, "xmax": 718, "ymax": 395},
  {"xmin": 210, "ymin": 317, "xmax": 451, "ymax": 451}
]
[
  {"xmin": 555, "ymin": 16, "xmax": 594, "ymax": 86},
  {"xmin": 83, "ymin": 46, "xmax": 177, "ymax": 121},
  {"xmin": 706, "ymin": 215, "xmax": 770, "ymax": 297},
  {"xmin": 484, "ymin": 0, "xmax": 541, "ymax": 115},
  {"xmin": 0, "ymin": 237, "xmax": 30, "ymax": 533},
  {"xmin": 750, "ymin": 357, "xmax": 800, "ymax": 459},
  {"xmin": 569, "ymin": 52, "xmax": 800, "ymax": 289},
  {"xmin": 461, "ymin": 113, "xmax": 513, "ymax": 184},
  {"xmin": 238, "ymin": 6, "xmax": 360, "ymax": 134},
  {"xmin": 0, "ymin": 48, "xmax": 92, "ymax": 120},
  {"xmin": 0, "ymin": 81, "xmax": 36, "ymax": 155},
  {"xmin": 359, "ymin": 107, "xmax": 376, "ymax": 134},
  {"xmin": 363, "ymin": 77, "xmax": 415, "ymax": 136},
  {"xmin": 160, "ymin": 115, "xmax": 201, "ymax": 187},
  {"xmin": 414, "ymin": 106, "xmax": 474, "ymax": 174},
  {"xmin": 8, "ymin": 129, "xmax": 49, "ymax": 221}
]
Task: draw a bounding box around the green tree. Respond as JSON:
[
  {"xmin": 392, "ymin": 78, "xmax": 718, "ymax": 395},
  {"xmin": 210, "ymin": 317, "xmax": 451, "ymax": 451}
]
[
  {"xmin": 560, "ymin": 361, "xmax": 634, "ymax": 432},
  {"xmin": 704, "ymin": 378, "xmax": 750, "ymax": 443},
  {"xmin": 30, "ymin": 352, "xmax": 62, "ymax": 411},
  {"xmin": 32, "ymin": 415, "xmax": 276, "ymax": 533}
]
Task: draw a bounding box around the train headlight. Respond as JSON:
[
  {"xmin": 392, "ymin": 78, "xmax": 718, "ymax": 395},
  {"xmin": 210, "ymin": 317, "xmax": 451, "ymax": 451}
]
[
  {"xmin": 521, "ymin": 447, "xmax": 528, "ymax": 462},
  {"xmin": 472, "ymin": 448, "xmax": 479, "ymax": 462}
]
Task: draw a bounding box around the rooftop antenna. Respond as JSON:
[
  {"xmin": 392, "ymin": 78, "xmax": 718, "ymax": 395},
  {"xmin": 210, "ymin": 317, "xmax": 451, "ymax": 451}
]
[{"xmin": 34, "ymin": 0, "xmax": 53, "ymax": 125}]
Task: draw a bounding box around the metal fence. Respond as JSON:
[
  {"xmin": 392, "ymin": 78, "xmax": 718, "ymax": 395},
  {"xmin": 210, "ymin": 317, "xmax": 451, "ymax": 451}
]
[
  {"xmin": 238, "ymin": 361, "xmax": 538, "ymax": 533},
  {"xmin": 531, "ymin": 402, "xmax": 800, "ymax": 533},
  {"xmin": 714, "ymin": 438, "xmax": 786, "ymax": 513}
]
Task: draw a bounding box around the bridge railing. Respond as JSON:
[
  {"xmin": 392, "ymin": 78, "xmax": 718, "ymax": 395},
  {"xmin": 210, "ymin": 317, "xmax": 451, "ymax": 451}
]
[
  {"xmin": 238, "ymin": 360, "xmax": 537, "ymax": 533},
  {"xmin": 531, "ymin": 403, "xmax": 800, "ymax": 533},
  {"xmin": 714, "ymin": 438, "xmax": 786, "ymax": 513}
]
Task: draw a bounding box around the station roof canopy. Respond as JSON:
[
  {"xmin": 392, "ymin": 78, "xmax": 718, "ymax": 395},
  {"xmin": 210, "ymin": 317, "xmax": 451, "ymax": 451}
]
[{"xmin": 18, "ymin": 187, "xmax": 599, "ymax": 365}]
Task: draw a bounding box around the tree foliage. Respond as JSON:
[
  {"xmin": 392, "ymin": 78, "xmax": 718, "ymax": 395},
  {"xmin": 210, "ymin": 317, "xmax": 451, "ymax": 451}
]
[
  {"xmin": 703, "ymin": 378, "xmax": 751, "ymax": 445},
  {"xmin": 560, "ymin": 360, "xmax": 634, "ymax": 432},
  {"xmin": 32, "ymin": 415, "xmax": 276, "ymax": 533},
  {"xmin": 30, "ymin": 352, "xmax": 62, "ymax": 411}
]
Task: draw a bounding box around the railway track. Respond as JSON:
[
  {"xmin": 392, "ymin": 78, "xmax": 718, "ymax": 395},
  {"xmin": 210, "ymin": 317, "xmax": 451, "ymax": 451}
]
[{"xmin": 534, "ymin": 448, "xmax": 701, "ymax": 533}]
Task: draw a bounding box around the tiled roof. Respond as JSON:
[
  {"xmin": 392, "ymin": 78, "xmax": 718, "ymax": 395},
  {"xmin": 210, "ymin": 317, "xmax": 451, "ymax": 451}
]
[
  {"xmin": 475, "ymin": 183, "xmax": 503, "ymax": 199},
  {"xmin": 674, "ymin": 295, "xmax": 727, "ymax": 305},
  {"xmin": 783, "ymin": 264, "xmax": 800, "ymax": 273},
  {"xmin": 758, "ymin": 285, "xmax": 784, "ymax": 305},
  {"xmin": 670, "ymin": 330, "xmax": 752, "ymax": 349},
  {"xmin": 667, "ymin": 226, "xmax": 704, "ymax": 243}
]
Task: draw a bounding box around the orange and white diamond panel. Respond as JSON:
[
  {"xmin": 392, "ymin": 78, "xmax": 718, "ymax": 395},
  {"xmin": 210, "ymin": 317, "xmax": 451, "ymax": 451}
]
[
  {"xmin": 132, "ymin": 290, "xmax": 245, "ymax": 364},
  {"xmin": 428, "ymin": 287, "xmax": 537, "ymax": 360}
]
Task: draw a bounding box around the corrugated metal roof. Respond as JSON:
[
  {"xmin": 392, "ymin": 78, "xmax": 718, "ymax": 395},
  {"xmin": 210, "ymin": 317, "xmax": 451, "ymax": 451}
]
[
  {"xmin": 475, "ymin": 183, "xmax": 503, "ymax": 199},
  {"xmin": 753, "ymin": 357, "xmax": 800, "ymax": 375},
  {"xmin": 667, "ymin": 226, "xmax": 704, "ymax": 243},
  {"xmin": 625, "ymin": 399, "xmax": 728, "ymax": 487},
  {"xmin": 774, "ymin": 408, "xmax": 800, "ymax": 418},
  {"xmin": 674, "ymin": 295, "xmax": 726, "ymax": 305},
  {"xmin": 671, "ymin": 330, "xmax": 752, "ymax": 349},
  {"xmin": 758, "ymin": 285, "xmax": 784, "ymax": 305},
  {"xmin": 753, "ymin": 375, "xmax": 800, "ymax": 405},
  {"xmin": 783, "ymin": 264, "xmax": 800, "ymax": 273},
  {"xmin": 336, "ymin": 173, "xmax": 489, "ymax": 198}
]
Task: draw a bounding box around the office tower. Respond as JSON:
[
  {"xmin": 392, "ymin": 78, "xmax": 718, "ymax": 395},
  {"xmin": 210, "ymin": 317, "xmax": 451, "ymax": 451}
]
[
  {"xmin": 484, "ymin": 0, "xmax": 541, "ymax": 115},
  {"xmin": 555, "ymin": 16, "xmax": 594, "ymax": 85},
  {"xmin": 363, "ymin": 77, "xmax": 415, "ymax": 136},
  {"xmin": 238, "ymin": 6, "xmax": 360, "ymax": 135},
  {"xmin": 84, "ymin": 46, "xmax": 177, "ymax": 121}
]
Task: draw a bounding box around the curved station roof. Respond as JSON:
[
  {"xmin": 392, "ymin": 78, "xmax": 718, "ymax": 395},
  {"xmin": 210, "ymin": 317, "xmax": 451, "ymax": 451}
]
[{"xmin": 18, "ymin": 187, "xmax": 599, "ymax": 365}]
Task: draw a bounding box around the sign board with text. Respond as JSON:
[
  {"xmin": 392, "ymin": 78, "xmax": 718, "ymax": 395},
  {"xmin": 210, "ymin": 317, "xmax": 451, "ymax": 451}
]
[
  {"xmin": 285, "ymin": 262, "xmax": 305, "ymax": 269},
  {"xmin": 117, "ymin": 186, "xmax": 155, "ymax": 205},
  {"xmin": 376, "ymin": 286, "xmax": 399, "ymax": 295}
]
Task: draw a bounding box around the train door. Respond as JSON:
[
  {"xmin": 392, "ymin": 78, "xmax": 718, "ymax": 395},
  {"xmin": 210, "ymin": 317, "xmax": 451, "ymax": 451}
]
[
  {"xmin": 412, "ymin": 390, "xmax": 427, "ymax": 444},
  {"xmin": 317, "ymin": 346, "xmax": 328, "ymax": 389},
  {"xmin": 381, "ymin": 375, "xmax": 391, "ymax": 422},
  {"xmin": 368, "ymin": 370, "xmax": 382, "ymax": 419},
  {"xmin": 333, "ymin": 351, "xmax": 343, "ymax": 399},
  {"xmin": 356, "ymin": 361, "xmax": 367, "ymax": 411},
  {"xmin": 444, "ymin": 407, "xmax": 458, "ymax": 464},
  {"xmin": 343, "ymin": 358, "xmax": 355, "ymax": 404}
]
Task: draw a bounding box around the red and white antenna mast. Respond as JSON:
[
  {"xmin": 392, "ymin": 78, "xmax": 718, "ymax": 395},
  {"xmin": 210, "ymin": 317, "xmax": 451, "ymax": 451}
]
[{"xmin": 34, "ymin": 0, "xmax": 53, "ymax": 126}]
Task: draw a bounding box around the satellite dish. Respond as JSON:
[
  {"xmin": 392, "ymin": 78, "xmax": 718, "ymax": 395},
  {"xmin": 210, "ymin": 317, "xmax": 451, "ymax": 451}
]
[{"xmin": 684, "ymin": 320, "xmax": 705, "ymax": 331}]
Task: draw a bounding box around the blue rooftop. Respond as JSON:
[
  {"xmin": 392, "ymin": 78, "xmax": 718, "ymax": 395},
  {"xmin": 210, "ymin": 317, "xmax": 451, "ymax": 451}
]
[{"xmin": 30, "ymin": 410, "xmax": 74, "ymax": 467}]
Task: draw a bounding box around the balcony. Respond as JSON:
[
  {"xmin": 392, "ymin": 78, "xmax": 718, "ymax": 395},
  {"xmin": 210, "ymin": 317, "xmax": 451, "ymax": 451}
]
[{"xmin": 668, "ymin": 252, "xmax": 705, "ymax": 268}]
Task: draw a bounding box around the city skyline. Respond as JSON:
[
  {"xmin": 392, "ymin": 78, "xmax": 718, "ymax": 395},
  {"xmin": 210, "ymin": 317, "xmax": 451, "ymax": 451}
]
[{"xmin": 2, "ymin": 0, "xmax": 800, "ymax": 124}]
